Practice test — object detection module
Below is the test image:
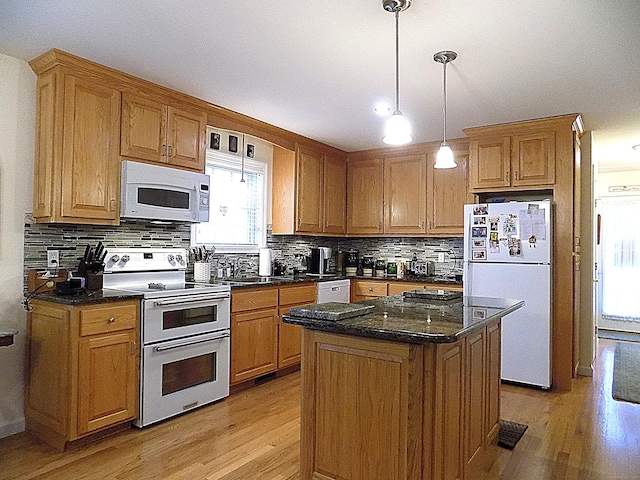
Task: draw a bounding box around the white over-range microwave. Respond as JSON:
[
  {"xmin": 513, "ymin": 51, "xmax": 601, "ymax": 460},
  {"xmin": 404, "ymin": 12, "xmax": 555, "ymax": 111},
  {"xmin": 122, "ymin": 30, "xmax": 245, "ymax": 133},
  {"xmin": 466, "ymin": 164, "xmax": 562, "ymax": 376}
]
[{"xmin": 121, "ymin": 160, "xmax": 210, "ymax": 222}]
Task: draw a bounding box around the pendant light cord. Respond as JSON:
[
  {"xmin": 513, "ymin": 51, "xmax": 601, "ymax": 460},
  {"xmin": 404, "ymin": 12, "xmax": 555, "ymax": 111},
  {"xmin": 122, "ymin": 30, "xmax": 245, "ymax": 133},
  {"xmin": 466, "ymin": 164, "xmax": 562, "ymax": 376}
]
[
  {"xmin": 442, "ymin": 59, "xmax": 448, "ymax": 144},
  {"xmin": 394, "ymin": 10, "xmax": 400, "ymax": 112}
]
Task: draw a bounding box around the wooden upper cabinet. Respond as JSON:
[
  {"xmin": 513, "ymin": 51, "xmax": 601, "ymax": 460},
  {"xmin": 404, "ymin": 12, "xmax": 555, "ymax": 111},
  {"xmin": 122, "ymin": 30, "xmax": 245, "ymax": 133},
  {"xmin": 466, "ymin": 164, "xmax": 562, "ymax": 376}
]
[
  {"xmin": 427, "ymin": 143, "xmax": 472, "ymax": 236},
  {"xmin": 511, "ymin": 130, "xmax": 555, "ymax": 186},
  {"xmin": 466, "ymin": 123, "xmax": 557, "ymax": 192},
  {"xmin": 32, "ymin": 69, "xmax": 120, "ymax": 225},
  {"xmin": 121, "ymin": 92, "xmax": 206, "ymax": 172},
  {"xmin": 296, "ymin": 146, "xmax": 324, "ymax": 233},
  {"xmin": 272, "ymin": 145, "xmax": 347, "ymax": 235},
  {"xmin": 323, "ymin": 154, "xmax": 347, "ymax": 234},
  {"xmin": 384, "ymin": 154, "xmax": 427, "ymax": 234},
  {"xmin": 347, "ymin": 158, "xmax": 384, "ymax": 235},
  {"xmin": 468, "ymin": 136, "xmax": 511, "ymax": 190}
]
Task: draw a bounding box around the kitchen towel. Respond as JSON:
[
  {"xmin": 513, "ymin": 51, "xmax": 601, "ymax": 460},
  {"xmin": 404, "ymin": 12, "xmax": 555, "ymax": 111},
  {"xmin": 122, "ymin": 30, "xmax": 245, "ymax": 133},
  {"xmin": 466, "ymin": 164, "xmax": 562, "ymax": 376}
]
[{"xmin": 259, "ymin": 248, "xmax": 272, "ymax": 277}]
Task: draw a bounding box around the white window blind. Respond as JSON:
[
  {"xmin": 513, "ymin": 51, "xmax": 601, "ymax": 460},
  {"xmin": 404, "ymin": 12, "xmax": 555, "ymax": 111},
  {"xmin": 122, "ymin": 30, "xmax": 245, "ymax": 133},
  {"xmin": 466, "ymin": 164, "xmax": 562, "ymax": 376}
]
[{"xmin": 192, "ymin": 151, "xmax": 267, "ymax": 253}]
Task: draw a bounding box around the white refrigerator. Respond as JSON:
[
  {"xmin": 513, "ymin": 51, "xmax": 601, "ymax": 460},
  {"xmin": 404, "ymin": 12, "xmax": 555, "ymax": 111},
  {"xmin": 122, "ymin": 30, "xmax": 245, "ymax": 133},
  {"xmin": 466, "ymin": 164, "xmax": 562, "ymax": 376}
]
[{"xmin": 463, "ymin": 200, "xmax": 552, "ymax": 389}]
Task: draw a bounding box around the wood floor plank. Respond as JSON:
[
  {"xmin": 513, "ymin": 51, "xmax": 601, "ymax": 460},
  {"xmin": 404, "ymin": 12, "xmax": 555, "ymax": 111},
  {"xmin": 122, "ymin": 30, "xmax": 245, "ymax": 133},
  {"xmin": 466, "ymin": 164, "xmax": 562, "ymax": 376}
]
[{"xmin": 2, "ymin": 339, "xmax": 640, "ymax": 479}]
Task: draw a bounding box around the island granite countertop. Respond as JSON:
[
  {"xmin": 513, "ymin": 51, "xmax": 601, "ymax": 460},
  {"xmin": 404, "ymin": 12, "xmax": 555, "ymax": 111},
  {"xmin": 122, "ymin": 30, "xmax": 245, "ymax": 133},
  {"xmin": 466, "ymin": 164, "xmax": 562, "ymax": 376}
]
[
  {"xmin": 25, "ymin": 288, "xmax": 143, "ymax": 306},
  {"xmin": 283, "ymin": 294, "xmax": 524, "ymax": 344}
]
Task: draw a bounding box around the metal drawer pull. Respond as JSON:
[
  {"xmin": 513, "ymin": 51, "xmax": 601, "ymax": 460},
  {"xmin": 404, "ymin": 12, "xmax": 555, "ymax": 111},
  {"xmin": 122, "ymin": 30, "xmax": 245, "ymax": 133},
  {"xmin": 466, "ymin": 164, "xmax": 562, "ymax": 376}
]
[
  {"xmin": 108, "ymin": 317, "xmax": 115, "ymax": 323},
  {"xmin": 154, "ymin": 332, "xmax": 230, "ymax": 352},
  {"xmin": 154, "ymin": 293, "xmax": 229, "ymax": 306}
]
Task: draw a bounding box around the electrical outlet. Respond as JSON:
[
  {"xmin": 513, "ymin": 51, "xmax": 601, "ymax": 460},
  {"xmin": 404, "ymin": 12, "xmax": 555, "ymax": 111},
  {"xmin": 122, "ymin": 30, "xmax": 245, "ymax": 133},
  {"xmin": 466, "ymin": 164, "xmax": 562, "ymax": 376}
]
[
  {"xmin": 437, "ymin": 252, "xmax": 445, "ymax": 263},
  {"xmin": 47, "ymin": 250, "xmax": 59, "ymax": 268}
]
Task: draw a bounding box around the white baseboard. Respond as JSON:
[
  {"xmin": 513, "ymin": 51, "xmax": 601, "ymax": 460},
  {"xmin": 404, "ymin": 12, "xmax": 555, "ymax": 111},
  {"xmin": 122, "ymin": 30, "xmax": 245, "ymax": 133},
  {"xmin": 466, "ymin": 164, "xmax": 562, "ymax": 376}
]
[{"xmin": 0, "ymin": 417, "xmax": 25, "ymax": 439}]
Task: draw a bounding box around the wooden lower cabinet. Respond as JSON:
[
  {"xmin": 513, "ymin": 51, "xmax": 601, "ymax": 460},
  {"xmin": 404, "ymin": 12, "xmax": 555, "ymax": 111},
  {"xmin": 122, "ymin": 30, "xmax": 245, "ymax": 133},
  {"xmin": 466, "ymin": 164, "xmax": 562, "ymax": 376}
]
[
  {"xmin": 25, "ymin": 299, "xmax": 139, "ymax": 450},
  {"xmin": 277, "ymin": 284, "xmax": 317, "ymax": 368},
  {"xmin": 300, "ymin": 323, "xmax": 500, "ymax": 480},
  {"xmin": 230, "ymin": 283, "xmax": 316, "ymax": 384},
  {"xmin": 354, "ymin": 279, "xmax": 463, "ymax": 301}
]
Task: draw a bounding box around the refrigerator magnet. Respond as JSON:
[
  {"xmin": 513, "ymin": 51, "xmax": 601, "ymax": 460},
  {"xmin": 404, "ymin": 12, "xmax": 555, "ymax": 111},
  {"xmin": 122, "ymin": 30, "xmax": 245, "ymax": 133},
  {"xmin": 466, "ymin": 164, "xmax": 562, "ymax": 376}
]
[
  {"xmin": 472, "ymin": 250, "xmax": 487, "ymax": 260},
  {"xmin": 473, "ymin": 204, "xmax": 488, "ymax": 215},
  {"xmin": 473, "ymin": 239, "xmax": 486, "ymax": 248},
  {"xmin": 473, "ymin": 216, "xmax": 487, "ymax": 225},
  {"xmin": 489, "ymin": 232, "xmax": 498, "ymax": 241},
  {"xmin": 508, "ymin": 237, "xmax": 522, "ymax": 256},
  {"xmin": 472, "ymin": 227, "xmax": 487, "ymax": 238},
  {"xmin": 489, "ymin": 240, "xmax": 500, "ymax": 253},
  {"xmin": 489, "ymin": 218, "xmax": 499, "ymax": 231}
]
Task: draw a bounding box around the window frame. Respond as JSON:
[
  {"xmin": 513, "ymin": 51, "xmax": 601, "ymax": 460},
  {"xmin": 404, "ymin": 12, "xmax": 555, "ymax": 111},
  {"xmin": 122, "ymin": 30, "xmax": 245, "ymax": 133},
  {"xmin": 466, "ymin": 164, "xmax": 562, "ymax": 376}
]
[{"xmin": 191, "ymin": 150, "xmax": 268, "ymax": 254}]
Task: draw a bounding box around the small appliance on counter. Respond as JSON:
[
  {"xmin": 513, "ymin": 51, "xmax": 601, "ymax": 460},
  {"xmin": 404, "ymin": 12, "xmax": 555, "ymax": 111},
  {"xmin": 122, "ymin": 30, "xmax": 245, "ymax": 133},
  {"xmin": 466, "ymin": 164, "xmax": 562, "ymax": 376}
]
[
  {"xmin": 374, "ymin": 259, "xmax": 386, "ymax": 278},
  {"xmin": 345, "ymin": 249, "xmax": 359, "ymax": 276},
  {"xmin": 309, "ymin": 247, "xmax": 331, "ymax": 275},
  {"xmin": 362, "ymin": 256, "xmax": 374, "ymax": 277}
]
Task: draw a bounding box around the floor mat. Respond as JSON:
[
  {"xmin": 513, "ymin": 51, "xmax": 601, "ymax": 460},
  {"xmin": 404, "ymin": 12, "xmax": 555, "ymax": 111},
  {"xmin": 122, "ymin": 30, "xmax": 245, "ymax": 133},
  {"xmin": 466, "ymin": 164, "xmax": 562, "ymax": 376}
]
[
  {"xmin": 498, "ymin": 420, "xmax": 528, "ymax": 449},
  {"xmin": 612, "ymin": 341, "xmax": 640, "ymax": 404}
]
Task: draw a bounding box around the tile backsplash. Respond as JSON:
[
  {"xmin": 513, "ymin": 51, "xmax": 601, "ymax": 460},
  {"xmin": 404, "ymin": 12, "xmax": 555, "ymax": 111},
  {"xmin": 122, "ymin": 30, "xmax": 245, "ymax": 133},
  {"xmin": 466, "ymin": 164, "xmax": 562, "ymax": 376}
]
[{"xmin": 24, "ymin": 216, "xmax": 462, "ymax": 287}]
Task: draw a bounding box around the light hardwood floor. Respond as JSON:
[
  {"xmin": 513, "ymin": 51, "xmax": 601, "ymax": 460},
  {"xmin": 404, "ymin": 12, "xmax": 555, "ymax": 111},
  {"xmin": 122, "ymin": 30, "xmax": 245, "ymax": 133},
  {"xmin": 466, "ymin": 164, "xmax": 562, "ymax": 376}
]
[{"xmin": 1, "ymin": 339, "xmax": 639, "ymax": 480}]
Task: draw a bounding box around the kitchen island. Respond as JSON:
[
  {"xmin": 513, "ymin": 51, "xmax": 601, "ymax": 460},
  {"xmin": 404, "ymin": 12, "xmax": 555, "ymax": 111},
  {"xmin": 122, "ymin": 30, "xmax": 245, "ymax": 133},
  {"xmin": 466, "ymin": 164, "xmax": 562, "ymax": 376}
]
[{"xmin": 284, "ymin": 293, "xmax": 524, "ymax": 480}]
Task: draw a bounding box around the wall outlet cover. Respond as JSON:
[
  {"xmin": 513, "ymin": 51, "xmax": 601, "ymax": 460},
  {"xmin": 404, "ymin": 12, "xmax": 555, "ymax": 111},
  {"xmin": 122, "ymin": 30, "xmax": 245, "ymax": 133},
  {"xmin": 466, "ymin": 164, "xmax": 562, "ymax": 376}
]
[
  {"xmin": 438, "ymin": 252, "xmax": 445, "ymax": 263},
  {"xmin": 47, "ymin": 250, "xmax": 59, "ymax": 268}
]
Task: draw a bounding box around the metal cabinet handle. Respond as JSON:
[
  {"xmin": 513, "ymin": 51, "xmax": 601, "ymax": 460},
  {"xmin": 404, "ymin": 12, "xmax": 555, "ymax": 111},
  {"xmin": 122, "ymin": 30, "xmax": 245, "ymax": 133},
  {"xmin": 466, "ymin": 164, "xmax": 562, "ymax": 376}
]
[
  {"xmin": 108, "ymin": 317, "xmax": 115, "ymax": 323},
  {"xmin": 515, "ymin": 170, "xmax": 519, "ymax": 181},
  {"xmin": 131, "ymin": 341, "xmax": 136, "ymax": 355},
  {"xmin": 368, "ymin": 287, "xmax": 373, "ymax": 292},
  {"xmin": 162, "ymin": 144, "xmax": 167, "ymax": 156},
  {"xmin": 168, "ymin": 145, "xmax": 173, "ymax": 157},
  {"xmin": 505, "ymin": 171, "xmax": 509, "ymax": 182},
  {"xmin": 109, "ymin": 199, "xmax": 116, "ymax": 212}
]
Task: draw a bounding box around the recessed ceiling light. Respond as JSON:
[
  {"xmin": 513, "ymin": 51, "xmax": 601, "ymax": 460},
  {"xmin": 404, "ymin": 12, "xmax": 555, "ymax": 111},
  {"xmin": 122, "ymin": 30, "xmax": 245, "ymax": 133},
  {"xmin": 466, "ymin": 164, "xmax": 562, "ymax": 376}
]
[{"xmin": 374, "ymin": 102, "xmax": 391, "ymax": 116}]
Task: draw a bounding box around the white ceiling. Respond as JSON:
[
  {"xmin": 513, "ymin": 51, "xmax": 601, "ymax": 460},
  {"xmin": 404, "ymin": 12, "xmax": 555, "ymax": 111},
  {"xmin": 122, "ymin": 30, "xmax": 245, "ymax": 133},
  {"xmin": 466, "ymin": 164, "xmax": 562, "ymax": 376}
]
[{"xmin": 1, "ymin": 1, "xmax": 639, "ymax": 171}]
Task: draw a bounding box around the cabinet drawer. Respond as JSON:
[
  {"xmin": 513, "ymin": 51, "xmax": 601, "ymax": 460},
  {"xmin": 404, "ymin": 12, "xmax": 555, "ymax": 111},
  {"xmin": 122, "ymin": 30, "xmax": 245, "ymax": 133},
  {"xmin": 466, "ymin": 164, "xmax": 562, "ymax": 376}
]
[
  {"xmin": 232, "ymin": 288, "xmax": 278, "ymax": 313},
  {"xmin": 79, "ymin": 303, "xmax": 138, "ymax": 336},
  {"xmin": 387, "ymin": 282, "xmax": 425, "ymax": 296},
  {"xmin": 353, "ymin": 281, "xmax": 388, "ymax": 297},
  {"xmin": 279, "ymin": 283, "xmax": 317, "ymax": 306},
  {"xmin": 425, "ymin": 283, "xmax": 463, "ymax": 292}
]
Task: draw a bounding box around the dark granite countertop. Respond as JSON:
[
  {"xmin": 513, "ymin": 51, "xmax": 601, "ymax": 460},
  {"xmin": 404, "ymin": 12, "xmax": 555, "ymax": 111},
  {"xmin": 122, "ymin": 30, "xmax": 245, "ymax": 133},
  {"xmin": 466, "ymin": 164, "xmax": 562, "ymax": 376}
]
[
  {"xmin": 283, "ymin": 294, "xmax": 524, "ymax": 344},
  {"xmin": 27, "ymin": 288, "xmax": 143, "ymax": 306}
]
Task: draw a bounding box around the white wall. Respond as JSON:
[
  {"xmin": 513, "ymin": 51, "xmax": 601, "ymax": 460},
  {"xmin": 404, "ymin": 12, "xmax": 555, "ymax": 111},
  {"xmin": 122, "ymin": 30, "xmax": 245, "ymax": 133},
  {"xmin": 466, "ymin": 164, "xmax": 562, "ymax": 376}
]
[
  {"xmin": 0, "ymin": 54, "xmax": 36, "ymax": 438},
  {"xmin": 597, "ymin": 171, "xmax": 640, "ymax": 197}
]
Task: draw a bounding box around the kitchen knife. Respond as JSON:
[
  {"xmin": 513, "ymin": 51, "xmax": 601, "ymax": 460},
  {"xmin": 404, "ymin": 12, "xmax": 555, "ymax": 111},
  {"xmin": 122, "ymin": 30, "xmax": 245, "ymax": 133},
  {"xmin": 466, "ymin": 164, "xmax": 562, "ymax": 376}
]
[
  {"xmin": 83, "ymin": 244, "xmax": 91, "ymax": 263},
  {"xmin": 94, "ymin": 241, "xmax": 103, "ymax": 262}
]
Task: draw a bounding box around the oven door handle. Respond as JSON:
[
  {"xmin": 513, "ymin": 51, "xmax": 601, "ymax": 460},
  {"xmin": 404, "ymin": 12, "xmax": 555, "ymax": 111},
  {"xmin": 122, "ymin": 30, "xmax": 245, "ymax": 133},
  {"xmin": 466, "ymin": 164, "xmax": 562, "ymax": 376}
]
[
  {"xmin": 153, "ymin": 293, "xmax": 230, "ymax": 306},
  {"xmin": 154, "ymin": 331, "xmax": 230, "ymax": 352}
]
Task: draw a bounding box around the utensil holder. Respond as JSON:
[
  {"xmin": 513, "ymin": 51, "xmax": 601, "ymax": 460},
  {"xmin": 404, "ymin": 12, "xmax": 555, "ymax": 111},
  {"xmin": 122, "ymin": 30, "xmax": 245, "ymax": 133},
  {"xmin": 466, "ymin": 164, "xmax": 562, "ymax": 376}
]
[{"xmin": 194, "ymin": 262, "xmax": 212, "ymax": 282}]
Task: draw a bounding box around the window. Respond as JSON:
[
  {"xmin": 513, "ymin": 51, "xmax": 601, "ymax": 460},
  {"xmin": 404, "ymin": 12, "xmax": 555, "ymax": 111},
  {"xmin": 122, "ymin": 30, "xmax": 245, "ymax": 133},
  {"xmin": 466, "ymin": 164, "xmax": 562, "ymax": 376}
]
[{"xmin": 192, "ymin": 150, "xmax": 267, "ymax": 253}]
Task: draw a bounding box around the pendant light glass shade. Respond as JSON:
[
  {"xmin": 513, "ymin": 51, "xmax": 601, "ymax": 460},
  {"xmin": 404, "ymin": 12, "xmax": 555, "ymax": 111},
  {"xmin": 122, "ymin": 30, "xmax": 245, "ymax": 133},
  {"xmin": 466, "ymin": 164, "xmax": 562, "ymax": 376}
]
[
  {"xmin": 433, "ymin": 50, "xmax": 458, "ymax": 169},
  {"xmin": 384, "ymin": 110, "xmax": 412, "ymax": 145},
  {"xmin": 434, "ymin": 142, "xmax": 456, "ymax": 169},
  {"xmin": 382, "ymin": 2, "xmax": 412, "ymax": 146}
]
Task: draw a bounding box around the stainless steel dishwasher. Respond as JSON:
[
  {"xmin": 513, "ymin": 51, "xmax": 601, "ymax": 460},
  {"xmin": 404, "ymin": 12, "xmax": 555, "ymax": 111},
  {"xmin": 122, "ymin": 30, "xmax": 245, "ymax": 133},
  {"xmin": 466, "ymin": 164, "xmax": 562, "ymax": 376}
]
[{"xmin": 316, "ymin": 279, "xmax": 351, "ymax": 303}]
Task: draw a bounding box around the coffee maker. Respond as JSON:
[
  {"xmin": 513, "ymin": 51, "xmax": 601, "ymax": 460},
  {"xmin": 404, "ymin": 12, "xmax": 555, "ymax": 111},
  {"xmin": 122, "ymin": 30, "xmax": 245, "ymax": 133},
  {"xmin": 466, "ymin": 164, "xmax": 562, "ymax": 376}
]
[{"xmin": 309, "ymin": 247, "xmax": 331, "ymax": 275}]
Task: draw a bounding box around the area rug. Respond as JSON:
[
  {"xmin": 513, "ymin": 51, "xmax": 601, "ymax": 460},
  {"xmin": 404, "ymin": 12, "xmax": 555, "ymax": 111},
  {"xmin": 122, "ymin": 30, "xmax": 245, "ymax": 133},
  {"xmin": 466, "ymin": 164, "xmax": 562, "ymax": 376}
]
[
  {"xmin": 612, "ymin": 341, "xmax": 640, "ymax": 404},
  {"xmin": 498, "ymin": 420, "xmax": 528, "ymax": 449}
]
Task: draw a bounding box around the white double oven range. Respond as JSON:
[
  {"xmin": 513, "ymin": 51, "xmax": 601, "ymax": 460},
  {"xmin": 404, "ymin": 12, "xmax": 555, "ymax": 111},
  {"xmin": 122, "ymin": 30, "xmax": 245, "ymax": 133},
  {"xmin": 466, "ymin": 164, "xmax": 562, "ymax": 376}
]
[{"xmin": 104, "ymin": 248, "xmax": 230, "ymax": 427}]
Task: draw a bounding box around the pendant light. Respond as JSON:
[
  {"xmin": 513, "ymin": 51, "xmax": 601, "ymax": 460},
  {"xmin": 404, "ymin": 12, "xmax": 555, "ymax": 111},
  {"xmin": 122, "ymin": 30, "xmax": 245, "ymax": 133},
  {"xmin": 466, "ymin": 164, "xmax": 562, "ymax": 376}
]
[
  {"xmin": 433, "ymin": 50, "xmax": 458, "ymax": 169},
  {"xmin": 382, "ymin": 0, "xmax": 412, "ymax": 146}
]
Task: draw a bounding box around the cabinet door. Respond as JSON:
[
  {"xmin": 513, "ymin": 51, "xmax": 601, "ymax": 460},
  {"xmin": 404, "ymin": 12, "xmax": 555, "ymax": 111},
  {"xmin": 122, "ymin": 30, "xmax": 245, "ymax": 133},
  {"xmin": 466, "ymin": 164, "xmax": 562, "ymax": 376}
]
[
  {"xmin": 511, "ymin": 130, "xmax": 556, "ymax": 186},
  {"xmin": 61, "ymin": 74, "xmax": 120, "ymax": 223},
  {"xmin": 26, "ymin": 303, "xmax": 70, "ymax": 439},
  {"xmin": 347, "ymin": 158, "xmax": 384, "ymax": 234},
  {"xmin": 296, "ymin": 146, "xmax": 324, "ymax": 233},
  {"xmin": 323, "ymin": 154, "xmax": 347, "ymax": 234},
  {"xmin": 464, "ymin": 329, "xmax": 486, "ymax": 472},
  {"xmin": 166, "ymin": 106, "xmax": 206, "ymax": 171},
  {"xmin": 278, "ymin": 306, "xmax": 303, "ymax": 368},
  {"xmin": 485, "ymin": 322, "xmax": 501, "ymax": 443},
  {"xmin": 384, "ymin": 154, "xmax": 427, "ymax": 234},
  {"xmin": 33, "ymin": 70, "xmax": 58, "ymax": 220},
  {"xmin": 77, "ymin": 330, "xmax": 138, "ymax": 435},
  {"xmin": 427, "ymin": 148, "xmax": 471, "ymax": 236},
  {"xmin": 433, "ymin": 341, "xmax": 464, "ymax": 480},
  {"xmin": 121, "ymin": 93, "xmax": 166, "ymax": 163},
  {"xmin": 469, "ymin": 136, "xmax": 511, "ymax": 191},
  {"xmin": 231, "ymin": 308, "xmax": 278, "ymax": 383}
]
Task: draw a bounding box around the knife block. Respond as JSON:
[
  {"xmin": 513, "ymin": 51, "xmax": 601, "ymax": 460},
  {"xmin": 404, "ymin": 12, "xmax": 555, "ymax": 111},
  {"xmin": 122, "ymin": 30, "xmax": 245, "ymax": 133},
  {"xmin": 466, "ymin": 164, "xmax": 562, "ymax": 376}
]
[{"xmin": 85, "ymin": 272, "xmax": 103, "ymax": 290}]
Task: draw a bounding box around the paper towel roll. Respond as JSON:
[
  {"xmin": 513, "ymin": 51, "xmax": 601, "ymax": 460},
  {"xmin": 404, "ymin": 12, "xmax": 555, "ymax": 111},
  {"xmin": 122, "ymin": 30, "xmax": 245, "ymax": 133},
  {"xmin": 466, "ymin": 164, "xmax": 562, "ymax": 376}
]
[{"xmin": 259, "ymin": 248, "xmax": 272, "ymax": 276}]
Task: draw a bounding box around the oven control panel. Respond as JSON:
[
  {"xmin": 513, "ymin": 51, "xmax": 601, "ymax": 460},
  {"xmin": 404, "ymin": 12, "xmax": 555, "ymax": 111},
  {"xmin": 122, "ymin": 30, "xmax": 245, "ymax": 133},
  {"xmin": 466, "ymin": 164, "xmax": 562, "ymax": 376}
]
[{"xmin": 104, "ymin": 248, "xmax": 188, "ymax": 272}]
